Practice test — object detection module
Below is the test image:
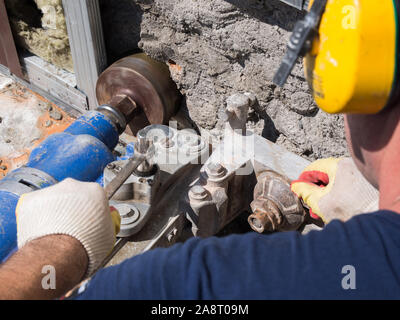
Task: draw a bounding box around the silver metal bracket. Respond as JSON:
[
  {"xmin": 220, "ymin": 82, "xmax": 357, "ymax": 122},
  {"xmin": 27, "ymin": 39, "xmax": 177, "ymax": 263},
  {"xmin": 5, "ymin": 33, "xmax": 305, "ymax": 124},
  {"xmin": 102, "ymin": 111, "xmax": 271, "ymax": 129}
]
[
  {"xmin": 21, "ymin": 53, "xmax": 88, "ymax": 112},
  {"xmin": 62, "ymin": 0, "xmax": 107, "ymax": 109}
]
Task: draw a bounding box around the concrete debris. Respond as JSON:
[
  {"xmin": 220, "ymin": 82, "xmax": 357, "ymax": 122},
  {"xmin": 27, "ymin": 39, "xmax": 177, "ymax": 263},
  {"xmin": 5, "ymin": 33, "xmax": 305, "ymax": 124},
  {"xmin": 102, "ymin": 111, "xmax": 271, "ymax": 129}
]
[
  {"xmin": 0, "ymin": 76, "xmax": 13, "ymax": 91},
  {"xmin": 100, "ymin": 0, "xmax": 348, "ymax": 160},
  {"xmin": 0, "ymin": 74, "xmax": 73, "ymax": 175},
  {"xmin": 0, "ymin": 85, "xmax": 42, "ymax": 158},
  {"xmin": 49, "ymin": 109, "xmax": 63, "ymax": 121}
]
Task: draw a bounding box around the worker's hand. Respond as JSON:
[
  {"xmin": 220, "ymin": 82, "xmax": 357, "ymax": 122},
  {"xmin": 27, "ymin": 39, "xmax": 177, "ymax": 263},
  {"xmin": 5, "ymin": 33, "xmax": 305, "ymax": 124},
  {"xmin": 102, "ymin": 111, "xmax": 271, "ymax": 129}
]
[
  {"xmin": 291, "ymin": 158, "xmax": 379, "ymax": 224},
  {"xmin": 16, "ymin": 178, "xmax": 121, "ymax": 278}
]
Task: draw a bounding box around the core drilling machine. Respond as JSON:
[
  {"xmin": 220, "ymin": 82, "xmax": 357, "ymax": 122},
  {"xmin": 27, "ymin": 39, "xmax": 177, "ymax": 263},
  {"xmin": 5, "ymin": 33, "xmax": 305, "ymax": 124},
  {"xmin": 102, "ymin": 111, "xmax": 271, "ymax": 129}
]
[{"xmin": 0, "ymin": 53, "xmax": 181, "ymax": 262}]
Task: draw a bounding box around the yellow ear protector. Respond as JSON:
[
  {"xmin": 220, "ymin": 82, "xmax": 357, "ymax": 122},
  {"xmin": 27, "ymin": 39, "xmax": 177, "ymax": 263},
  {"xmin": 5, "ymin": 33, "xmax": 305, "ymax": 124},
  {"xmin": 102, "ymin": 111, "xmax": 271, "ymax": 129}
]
[{"xmin": 274, "ymin": 0, "xmax": 399, "ymax": 114}]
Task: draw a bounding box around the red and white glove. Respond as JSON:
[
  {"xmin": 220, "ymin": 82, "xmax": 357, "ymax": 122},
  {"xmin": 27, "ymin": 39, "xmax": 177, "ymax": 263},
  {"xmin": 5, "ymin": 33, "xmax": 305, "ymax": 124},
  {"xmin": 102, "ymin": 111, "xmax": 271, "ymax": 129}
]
[{"xmin": 291, "ymin": 158, "xmax": 379, "ymax": 224}]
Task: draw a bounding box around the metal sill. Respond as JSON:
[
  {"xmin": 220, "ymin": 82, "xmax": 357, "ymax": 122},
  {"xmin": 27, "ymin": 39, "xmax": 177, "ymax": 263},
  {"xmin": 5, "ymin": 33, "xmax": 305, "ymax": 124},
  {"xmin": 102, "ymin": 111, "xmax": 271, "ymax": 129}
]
[{"xmin": 20, "ymin": 53, "xmax": 88, "ymax": 115}]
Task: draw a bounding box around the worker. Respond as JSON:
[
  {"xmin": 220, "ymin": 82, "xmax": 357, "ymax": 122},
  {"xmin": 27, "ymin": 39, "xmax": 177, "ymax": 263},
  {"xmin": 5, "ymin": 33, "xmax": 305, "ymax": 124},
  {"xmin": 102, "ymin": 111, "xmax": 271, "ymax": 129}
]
[
  {"xmin": 0, "ymin": 107, "xmax": 399, "ymax": 299},
  {"xmin": 2, "ymin": 1, "xmax": 400, "ymax": 300}
]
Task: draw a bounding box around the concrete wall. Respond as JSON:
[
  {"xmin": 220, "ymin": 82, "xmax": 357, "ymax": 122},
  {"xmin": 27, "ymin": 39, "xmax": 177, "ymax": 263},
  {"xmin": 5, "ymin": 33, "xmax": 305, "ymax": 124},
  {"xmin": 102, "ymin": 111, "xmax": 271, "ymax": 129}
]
[
  {"xmin": 100, "ymin": 0, "xmax": 348, "ymax": 160},
  {"xmin": 6, "ymin": 0, "xmax": 348, "ymax": 160}
]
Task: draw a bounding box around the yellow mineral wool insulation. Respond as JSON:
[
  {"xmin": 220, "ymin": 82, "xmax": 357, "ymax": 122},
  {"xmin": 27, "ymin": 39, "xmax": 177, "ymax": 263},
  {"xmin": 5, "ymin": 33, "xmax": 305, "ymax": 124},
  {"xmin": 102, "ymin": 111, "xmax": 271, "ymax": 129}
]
[{"xmin": 5, "ymin": 0, "xmax": 74, "ymax": 72}]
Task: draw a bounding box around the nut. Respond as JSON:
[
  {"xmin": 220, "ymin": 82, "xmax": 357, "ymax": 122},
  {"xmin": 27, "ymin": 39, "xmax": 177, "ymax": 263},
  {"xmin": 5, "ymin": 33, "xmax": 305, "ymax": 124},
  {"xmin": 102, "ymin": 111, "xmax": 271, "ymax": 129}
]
[
  {"xmin": 114, "ymin": 166, "xmax": 122, "ymax": 173},
  {"xmin": 189, "ymin": 185, "xmax": 208, "ymax": 201},
  {"xmin": 107, "ymin": 163, "xmax": 116, "ymax": 170},
  {"xmin": 206, "ymin": 162, "xmax": 226, "ymax": 178}
]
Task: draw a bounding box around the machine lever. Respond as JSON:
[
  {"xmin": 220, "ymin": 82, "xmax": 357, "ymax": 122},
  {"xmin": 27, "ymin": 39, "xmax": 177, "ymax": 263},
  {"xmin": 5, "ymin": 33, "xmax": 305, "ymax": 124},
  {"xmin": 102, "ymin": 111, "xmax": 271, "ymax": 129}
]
[{"xmin": 104, "ymin": 154, "xmax": 146, "ymax": 200}]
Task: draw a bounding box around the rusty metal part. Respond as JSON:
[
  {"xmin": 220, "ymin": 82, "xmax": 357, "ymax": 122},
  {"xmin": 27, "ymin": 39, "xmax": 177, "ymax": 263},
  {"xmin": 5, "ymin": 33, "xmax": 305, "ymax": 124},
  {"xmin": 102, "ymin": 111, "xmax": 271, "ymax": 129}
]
[
  {"xmin": 96, "ymin": 53, "xmax": 181, "ymax": 135},
  {"xmin": 249, "ymin": 199, "xmax": 282, "ymax": 233},
  {"xmin": 248, "ymin": 170, "xmax": 306, "ymax": 233}
]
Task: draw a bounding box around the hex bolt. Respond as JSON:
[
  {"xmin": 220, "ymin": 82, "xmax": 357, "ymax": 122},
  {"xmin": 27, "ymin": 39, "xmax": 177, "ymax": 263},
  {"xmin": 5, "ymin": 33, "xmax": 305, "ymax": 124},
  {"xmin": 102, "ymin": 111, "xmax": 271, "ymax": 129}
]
[
  {"xmin": 107, "ymin": 163, "xmax": 116, "ymax": 170},
  {"xmin": 189, "ymin": 185, "xmax": 208, "ymax": 201},
  {"xmin": 117, "ymin": 204, "xmax": 140, "ymax": 223},
  {"xmin": 225, "ymin": 93, "xmax": 251, "ymax": 133},
  {"xmin": 206, "ymin": 162, "xmax": 226, "ymax": 178},
  {"xmin": 118, "ymin": 205, "xmax": 133, "ymax": 217},
  {"xmin": 114, "ymin": 166, "xmax": 122, "ymax": 173}
]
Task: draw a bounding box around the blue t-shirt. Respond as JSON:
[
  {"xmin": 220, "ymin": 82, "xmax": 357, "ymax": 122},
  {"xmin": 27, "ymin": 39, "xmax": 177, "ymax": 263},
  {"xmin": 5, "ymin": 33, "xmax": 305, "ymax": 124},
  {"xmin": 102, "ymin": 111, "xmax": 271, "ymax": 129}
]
[{"xmin": 76, "ymin": 210, "xmax": 400, "ymax": 299}]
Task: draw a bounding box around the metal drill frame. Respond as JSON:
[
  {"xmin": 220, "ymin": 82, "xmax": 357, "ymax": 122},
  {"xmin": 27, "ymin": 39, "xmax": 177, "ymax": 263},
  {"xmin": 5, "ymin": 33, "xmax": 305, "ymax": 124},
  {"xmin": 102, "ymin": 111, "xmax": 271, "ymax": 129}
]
[
  {"xmin": 100, "ymin": 97, "xmax": 317, "ymax": 268},
  {"xmin": 63, "ymin": 0, "xmax": 107, "ymax": 109}
]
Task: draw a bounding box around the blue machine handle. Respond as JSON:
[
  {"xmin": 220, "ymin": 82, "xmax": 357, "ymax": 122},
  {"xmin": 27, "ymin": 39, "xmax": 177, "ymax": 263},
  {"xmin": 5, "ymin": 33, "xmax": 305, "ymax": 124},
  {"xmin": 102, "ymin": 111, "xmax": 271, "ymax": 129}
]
[{"xmin": 0, "ymin": 111, "xmax": 120, "ymax": 261}]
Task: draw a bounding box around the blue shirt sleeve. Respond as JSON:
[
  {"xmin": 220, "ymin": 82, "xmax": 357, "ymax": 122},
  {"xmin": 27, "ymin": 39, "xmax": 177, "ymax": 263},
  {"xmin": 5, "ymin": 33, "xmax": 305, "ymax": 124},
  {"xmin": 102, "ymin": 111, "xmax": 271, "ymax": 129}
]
[{"xmin": 75, "ymin": 210, "xmax": 400, "ymax": 299}]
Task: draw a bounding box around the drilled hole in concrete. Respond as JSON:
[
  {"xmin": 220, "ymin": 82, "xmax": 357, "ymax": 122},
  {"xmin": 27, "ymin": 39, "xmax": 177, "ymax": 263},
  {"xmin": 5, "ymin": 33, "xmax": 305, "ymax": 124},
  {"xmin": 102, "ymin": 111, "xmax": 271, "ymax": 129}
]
[{"xmin": 168, "ymin": 59, "xmax": 177, "ymax": 66}]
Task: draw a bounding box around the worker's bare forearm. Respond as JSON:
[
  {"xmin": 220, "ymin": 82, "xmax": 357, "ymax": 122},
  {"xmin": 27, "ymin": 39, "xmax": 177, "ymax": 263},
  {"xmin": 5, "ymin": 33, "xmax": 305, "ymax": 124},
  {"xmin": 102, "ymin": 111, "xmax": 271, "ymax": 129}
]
[{"xmin": 0, "ymin": 235, "xmax": 88, "ymax": 300}]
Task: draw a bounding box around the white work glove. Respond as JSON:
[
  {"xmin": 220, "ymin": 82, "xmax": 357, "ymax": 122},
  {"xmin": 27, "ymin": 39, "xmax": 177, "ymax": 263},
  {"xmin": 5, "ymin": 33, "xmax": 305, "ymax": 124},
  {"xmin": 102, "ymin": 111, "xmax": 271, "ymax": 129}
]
[
  {"xmin": 291, "ymin": 158, "xmax": 379, "ymax": 224},
  {"xmin": 16, "ymin": 178, "xmax": 120, "ymax": 277}
]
